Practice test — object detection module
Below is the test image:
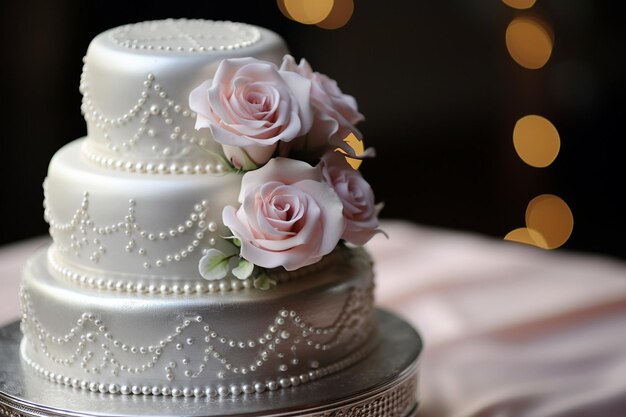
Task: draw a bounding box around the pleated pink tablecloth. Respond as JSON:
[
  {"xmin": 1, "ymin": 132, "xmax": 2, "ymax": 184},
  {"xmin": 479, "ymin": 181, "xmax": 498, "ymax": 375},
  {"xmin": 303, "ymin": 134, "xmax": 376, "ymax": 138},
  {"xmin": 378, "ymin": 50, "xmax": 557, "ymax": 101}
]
[{"xmin": 2, "ymin": 221, "xmax": 626, "ymax": 417}]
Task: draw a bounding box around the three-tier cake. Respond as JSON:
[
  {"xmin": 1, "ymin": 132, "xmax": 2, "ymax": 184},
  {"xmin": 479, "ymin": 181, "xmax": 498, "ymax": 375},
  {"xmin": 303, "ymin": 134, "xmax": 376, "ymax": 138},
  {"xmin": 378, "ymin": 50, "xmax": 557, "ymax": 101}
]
[{"xmin": 19, "ymin": 19, "xmax": 383, "ymax": 397}]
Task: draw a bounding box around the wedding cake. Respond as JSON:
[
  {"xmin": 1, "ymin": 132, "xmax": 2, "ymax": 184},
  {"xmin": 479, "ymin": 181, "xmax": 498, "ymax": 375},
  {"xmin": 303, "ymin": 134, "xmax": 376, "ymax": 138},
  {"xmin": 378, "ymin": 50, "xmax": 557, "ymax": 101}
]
[{"xmin": 19, "ymin": 19, "xmax": 383, "ymax": 398}]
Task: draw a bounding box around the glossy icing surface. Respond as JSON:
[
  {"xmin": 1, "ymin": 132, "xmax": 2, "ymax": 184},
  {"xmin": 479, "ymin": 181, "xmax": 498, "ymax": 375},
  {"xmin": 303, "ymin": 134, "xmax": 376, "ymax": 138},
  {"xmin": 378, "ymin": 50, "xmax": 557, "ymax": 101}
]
[
  {"xmin": 21, "ymin": 248, "xmax": 376, "ymax": 395},
  {"xmin": 45, "ymin": 139, "xmax": 240, "ymax": 282},
  {"xmin": 80, "ymin": 19, "xmax": 288, "ymax": 171}
]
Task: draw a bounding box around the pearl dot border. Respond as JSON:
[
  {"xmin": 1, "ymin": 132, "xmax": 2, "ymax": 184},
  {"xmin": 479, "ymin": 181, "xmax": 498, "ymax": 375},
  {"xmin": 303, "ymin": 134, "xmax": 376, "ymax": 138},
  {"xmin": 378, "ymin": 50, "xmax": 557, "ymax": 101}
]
[
  {"xmin": 110, "ymin": 19, "xmax": 262, "ymax": 54},
  {"xmin": 49, "ymin": 248, "xmax": 348, "ymax": 295}
]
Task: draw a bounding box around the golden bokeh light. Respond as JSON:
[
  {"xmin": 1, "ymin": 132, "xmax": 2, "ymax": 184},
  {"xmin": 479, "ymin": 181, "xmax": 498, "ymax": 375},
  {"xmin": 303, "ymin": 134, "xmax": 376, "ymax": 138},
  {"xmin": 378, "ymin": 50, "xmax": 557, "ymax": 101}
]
[
  {"xmin": 504, "ymin": 227, "xmax": 548, "ymax": 248},
  {"xmin": 513, "ymin": 115, "xmax": 560, "ymax": 168},
  {"xmin": 526, "ymin": 194, "xmax": 573, "ymax": 249},
  {"xmin": 505, "ymin": 17, "xmax": 553, "ymax": 69},
  {"xmin": 502, "ymin": 0, "xmax": 537, "ymax": 10},
  {"xmin": 336, "ymin": 132, "xmax": 365, "ymax": 169},
  {"xmin": 284, "ymin": 0, "xmax": 334, "ymax": 25},
  {"xmin": 276, "ymin": 0, "xmax": 293, "ymax": 20},
  {"xmin": 317, "ymin": 0, "xmax": 354, "ymax": 30}
]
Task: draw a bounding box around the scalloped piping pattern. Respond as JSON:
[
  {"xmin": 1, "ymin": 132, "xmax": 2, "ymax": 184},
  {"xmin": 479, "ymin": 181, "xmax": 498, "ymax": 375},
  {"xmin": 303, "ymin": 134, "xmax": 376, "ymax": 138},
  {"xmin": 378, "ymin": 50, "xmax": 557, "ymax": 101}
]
[
  {"xmin": 21, "ymin": 334, "xmax": 377, "ymax": 397},
  {"xmin": 20, "ymin": 282, "xmax": 376, "ymax": 396},
  {"xmin": 44, "ymin": 182, "xmax": 220, "ymax": 271},
  {"xmin": 80, "ymin": 68, "xmax": 218, "ymax": 170}
]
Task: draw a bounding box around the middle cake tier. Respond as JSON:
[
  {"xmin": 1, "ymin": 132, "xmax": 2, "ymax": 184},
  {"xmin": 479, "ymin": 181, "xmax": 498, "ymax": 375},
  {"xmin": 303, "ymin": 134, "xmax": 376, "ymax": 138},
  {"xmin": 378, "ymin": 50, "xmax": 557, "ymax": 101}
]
[{"xmin": 45, "ymin": 138, "xmax": 243, "ymax": 287}]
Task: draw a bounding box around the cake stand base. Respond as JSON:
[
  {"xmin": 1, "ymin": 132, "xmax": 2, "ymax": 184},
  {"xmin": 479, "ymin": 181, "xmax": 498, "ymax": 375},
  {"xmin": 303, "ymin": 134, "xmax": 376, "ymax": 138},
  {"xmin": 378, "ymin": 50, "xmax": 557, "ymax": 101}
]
[{"xmin": 0, "ymin": 310, "xmax": 421, "ymax": 417}]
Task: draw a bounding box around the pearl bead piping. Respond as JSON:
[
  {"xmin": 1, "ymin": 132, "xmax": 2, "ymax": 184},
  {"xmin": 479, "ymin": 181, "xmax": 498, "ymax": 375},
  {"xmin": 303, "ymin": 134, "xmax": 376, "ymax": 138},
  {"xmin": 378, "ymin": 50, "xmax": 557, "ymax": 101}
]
[
  {"xmin": 81, "ymin": 146, "xmax": 225, "ymax": 175},
  {"xmin": 110, "ymin": 19, "xmax": 262, "ymax": 53},
  {"xmin": 21, "ymin": 332, "xmax": 377, "ymax": 397},
  {"xmin": 49, "ymin": 246, "xmax": 350, "ymax": 295},
  {"xmin": 20, "ymin": 281, "xmax": 375, "ymax": 393},
  {"xmin": 80, "ymin": 69, "xmax": 218, "ymax": 169},
  {"xmin": 44, "ymin": 184, "xmax": 219, "ymax": 270}
]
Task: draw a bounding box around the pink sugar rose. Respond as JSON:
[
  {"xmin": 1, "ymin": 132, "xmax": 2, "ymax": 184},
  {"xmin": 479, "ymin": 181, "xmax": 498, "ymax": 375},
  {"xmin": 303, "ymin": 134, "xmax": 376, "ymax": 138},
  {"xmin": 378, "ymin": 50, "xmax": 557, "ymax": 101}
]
[
  {"xmin": 222, "ymin": 157, "xmax": 345, "ymax": 271},
  {"xmin": 280, "ymin": 55, "xmax": 365, "ymax": 158},
  {"xmin": 189, "ymin": 57, "xmax": 314, "ymax": 168},
  {"xmin": 318, "ymin": 151, "xmax": 383, "ymax": 246}
]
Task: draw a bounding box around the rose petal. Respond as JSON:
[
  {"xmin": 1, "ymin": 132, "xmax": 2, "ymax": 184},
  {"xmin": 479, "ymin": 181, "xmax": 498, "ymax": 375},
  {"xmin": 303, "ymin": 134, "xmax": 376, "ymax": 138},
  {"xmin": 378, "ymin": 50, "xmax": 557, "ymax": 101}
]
[
  {"xmin": 238, "ymin": 158, "xmax": 321, "ymax": 203},
  {"xmin": 189, "ymin": 80, "xmax": 216, "ymax": 130},
  {"xmin": 294, "ymin": 179, "xmax": 344, "ymax": 256},
  {"xmin": 280, "ymin": 71, "xmax": 313, "ymax": 136}
]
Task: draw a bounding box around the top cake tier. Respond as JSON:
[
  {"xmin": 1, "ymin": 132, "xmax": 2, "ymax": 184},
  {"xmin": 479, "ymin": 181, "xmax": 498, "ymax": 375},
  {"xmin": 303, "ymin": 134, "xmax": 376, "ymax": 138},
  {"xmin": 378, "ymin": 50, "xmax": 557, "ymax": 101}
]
[{"xmin": 80, "ymin": 19, "xmax": 288, "ymax": 174}]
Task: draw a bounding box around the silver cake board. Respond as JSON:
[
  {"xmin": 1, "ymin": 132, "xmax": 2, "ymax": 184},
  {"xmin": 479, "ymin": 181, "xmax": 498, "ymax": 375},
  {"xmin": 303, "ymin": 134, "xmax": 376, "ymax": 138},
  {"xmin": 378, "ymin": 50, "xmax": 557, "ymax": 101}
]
[{"xmin": 0, "ymin": 310, "xmax": 421, "ymax": 417}]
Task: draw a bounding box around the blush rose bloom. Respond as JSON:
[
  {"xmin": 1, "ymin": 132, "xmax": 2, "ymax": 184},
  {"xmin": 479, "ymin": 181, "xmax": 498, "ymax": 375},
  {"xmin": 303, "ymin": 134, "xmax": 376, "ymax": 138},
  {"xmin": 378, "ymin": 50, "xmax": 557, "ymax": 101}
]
[
  {"xmin": 280, "ymin": 55, "xmax": 365, "ymax": 158},
  {"xmin": 189, "ymin": 57, "xmax": 314, "ymax": 168},
  {"xmin": 222, "ymin": 158, "xmax": 345, "ymax": 271},
  {"xmin": 318, "ymin": 151, "xmax": 383, "ymax": 246}
]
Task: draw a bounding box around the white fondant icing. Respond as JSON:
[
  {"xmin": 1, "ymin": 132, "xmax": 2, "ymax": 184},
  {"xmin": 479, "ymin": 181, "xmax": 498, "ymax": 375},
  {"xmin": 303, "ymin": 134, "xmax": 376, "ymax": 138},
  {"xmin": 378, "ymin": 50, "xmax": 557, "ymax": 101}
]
[
  {"xmin": 44, "ymin": 139, "xmax": 240, "ymax": 282},
  {"xmin": 81, "ymin": 19, "xmax": 287, "ymax": 168},
  {"xmin": 21, "ymin": 248, "xmax": 376, "ymax": 394}
]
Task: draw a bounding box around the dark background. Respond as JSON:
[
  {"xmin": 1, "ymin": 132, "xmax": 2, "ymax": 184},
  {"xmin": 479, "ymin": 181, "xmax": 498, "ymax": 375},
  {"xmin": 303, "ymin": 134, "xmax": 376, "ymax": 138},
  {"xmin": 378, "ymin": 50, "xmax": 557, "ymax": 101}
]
[{"xmin": 1, "ymin": 1, "xmax": 624, "ymax": 259}]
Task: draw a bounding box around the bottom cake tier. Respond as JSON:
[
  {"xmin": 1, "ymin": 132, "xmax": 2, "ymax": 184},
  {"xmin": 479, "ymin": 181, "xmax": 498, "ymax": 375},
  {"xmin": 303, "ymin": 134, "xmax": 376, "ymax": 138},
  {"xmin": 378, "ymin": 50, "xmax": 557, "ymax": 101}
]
[
  {"xmin": 20, "ymin": 247, "xmax": 376, "ymax": 396},
  {"xmin": 3, "ymin": 311, "xmax": 421, "ymax": 417}
]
